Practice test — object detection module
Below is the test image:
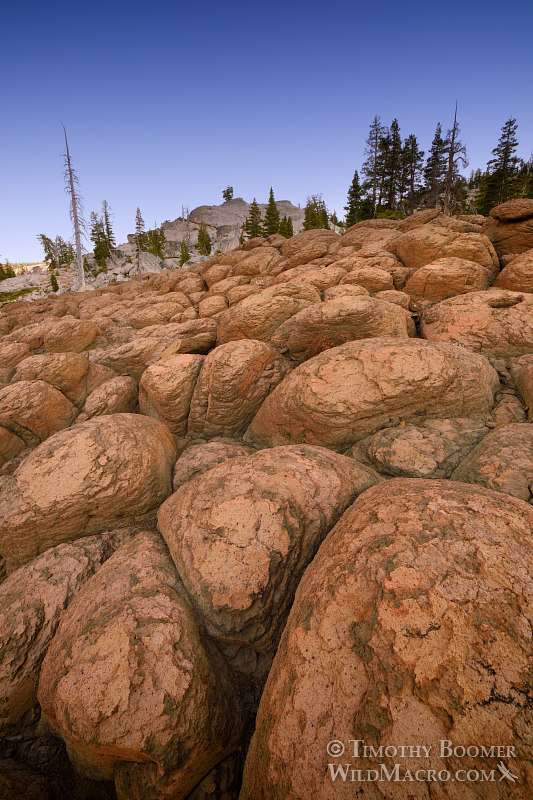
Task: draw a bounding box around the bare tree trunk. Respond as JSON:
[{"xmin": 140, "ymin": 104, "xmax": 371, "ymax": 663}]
[
  {"xmin": 443, "ymin": 102, "xmax": 458, "ymax": 216},
  {"xmin": 62, "ymin": 125, "xmax": 85, "ymax": 289}
]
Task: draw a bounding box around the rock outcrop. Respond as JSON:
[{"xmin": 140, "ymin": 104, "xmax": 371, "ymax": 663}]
[
  {"xmin": 158, "ymin": 446, "xmax": 380, "ymax": 677},
  {"xmin": 2, "ymin": 201, "xmax": 533, "ymax": 798},
  {"xmin": 38, "ymin": 531, "xmax": 244, "ymax": 800},
  {"xmin": 245, "ymin": 339, "xmax": 499, "ymax": 451},
  {"xmin": 0, "ymin": 414, "xmax": 176, "ymax": 573},
  {"xmin": 240, "ymin": 479, "xmax": 533, "ymax": 799}
]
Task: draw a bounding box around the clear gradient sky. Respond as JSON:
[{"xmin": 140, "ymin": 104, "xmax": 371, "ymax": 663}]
[{"xmin": 1, "ymin": 0, "xmax": 532, "ymax": 262}]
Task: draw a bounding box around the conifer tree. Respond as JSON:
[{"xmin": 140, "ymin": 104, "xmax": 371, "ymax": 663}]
[
  {"xmin": 278, "ymin": 216, "xmax": 294, "ymax": 238},
  {"xmin": 50, "ymin": 271, "xmax": 59, "ymax": 292},
  {"xmin": 90, "ymin": 212, "xmax": 110, "ymax": 267},
  {"xmin": 401, "ymin": 134, "xmax": 425, "ymax": 213},
  {"xmin": 344, "ymin": 170, "xmax": 363, "ymax": 227},
  {"xmin": 384, "ymin": 119, "xmax": 402, "ymax": 209},
  {"xmin": 263, "ymin": 187, "xmax": 280, "ymax": 235},
  {"xmin": 476, "ymin": 119, "xmax": 521, "ymax": 213},
  {"xmin": 134, "ymin": 208, "xmax": 146, "ymax": 270},
  {"xmin": 424, "ymin": 123, "xmax": 447, "ymax": 207},
  {"xmin": 196, "ymin": 221, "xmax": 212, "ymax": 255},
  {"xmin": 362, "ymin": 116, "xmax": 386, "ymax": 217},
  {"xmin": 303, "ymin": 195, "xmax": 329, "ymax": 230},
  {"xmin": 245, "ymin": 199, "xmax": 263, "ymax": 238},
  {"xmin": 222, "ymin": 186, "xmax": 234, "ymax": 202},
  {"xmin": 101, "ymin": 201, "xmax": 116, "ymax": 250},
  {"xmin": 179, "ymin": 239, "xmax": 191, "ymax": 266},
  {"xmin": 145, "ymin": 225, "xmax": 166, "ymax": 259}
]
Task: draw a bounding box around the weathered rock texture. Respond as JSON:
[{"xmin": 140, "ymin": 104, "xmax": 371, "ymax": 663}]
[
  {"xmin": 158, "ymin": 446, "xmax": 380, "ymax": 677},
  {"xmin": 349, "ymin": 417, "xmax": 489, "ymax": 478},
  {"xmin": 451, "ymin": 423, "xmax": 533, "ymax": 502},
  {"xmin": 0, "ymin": 380, "xmax": 77, "ymax": 445},
  {"xmin": 187, "ymin": 340, "xmax": 291, "ymax": 437},
  {"xmin": 246, "ymin": 339, "xmax": 499, "ymax": 451},
  {"xmin": 38, "ymin": 531, "xmax": 244, "ymax": 800},
  {"xmin": 0, "ymin": 414, "xmax": 176, "ymax": 574},
  {"xmin": 240, "ymin": 479, "xmax": 533, "ymax": 799},
  {"xmin": 172, "ymin": 439, "xmax": 255, "ymax": 490},
  {"xmin": 421, "ymin": 289, "xmax": 533, "ymax": 357},
  {"xmin": 510, "ymin": 354, "xmax": 533, "ymax": 420},
  {"xmin": 139, "ymin": 354, "xmax": 205, "ymax": 435},
  {"xmin": 0, "ymin": 533, "xmax": 128, "ymax": 727},
  {"xmin": 269, "ymin": 297, "xmax": 412, "ymax": 362}
]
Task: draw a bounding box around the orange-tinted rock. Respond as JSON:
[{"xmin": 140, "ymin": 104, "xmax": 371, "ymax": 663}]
[
  {"xmin": 158, "ymin": 446, "xmax": 380, "ymax": 677},
  {"xmin": 43, "ymin": 316, "xmax": 102, "ymax": 353},
  {"xmin": 232, "ymin": 246, "xmax": 284, "ymax": 276},
  {"xmin": 387, "ymin": 224, "xmax": 454, "ymax": 269},
  {"xmin": 404, "ymin": 257, "xmax": 493, "ymax": 300},
  {"xmin": 451, "ymin": 423, "xmax": 533, "ymax": 501},
  {"xmin": 240, "ymin": 479, "xmax": 533, "ymax": 800},
  {"xmin": 494, "ymin": 248, "xmax": 533, "ymax": 292},
  {"xmin": 339, "ymin": 265, "xmax": 394, "ymax": 292},
  {"xmin": 0, "ymin": 380, "xmax": 77, "ymax": 445},
  {"xmin": 0, "ymin": 533, "xmax": 127, "ymax": 727},
  {"xmin": 350, "ymin": 417, "xmax": 489, "ymax": 478},
  {"xmin": 76, "ymin": 376, "xmax": 138, "ymax": 423},
  {"xmin": 510, "ymin": 354, "xmax": 533, "ymax": 420},
  {"xmin": 272, "ymin": 264, "xmax": 346, "ymax": 291},
  {"xmin": 198, "ymin": 295, "xmax": 228, "ymax": 318},
  {"xmin": 0, "ymin": 414, "xmax": 176, "ymax": 574},
  {"xmin": 172, "ymin": 439, "xmax": 254, "ymax": 490},
  {"xmin": 216, "ymin": 284, "xmax": 321, "ymax": 345},
  {"xmin": 482, "ymin": 214, "xmax": 533, "ymax": 257},
  {"xmin": 0, "ymin": 425, "xmax": 25, "ymax": 466},
  {"xmin": 270, "ymin": 297, "xmax": 411, "ymax": 362},
  {"xmin": 11, "ymin": 352, "xmax": 90, "ymax": 407},
  {"xmin": 139, "ymin": 354, "xmax": 204, "ymax": 435},
  {"xmin": 373, "ymin": 289, "xmax": 411, "ymax": 309},
  {"xmin": 89, "ymin": 337, "xmax": 179, "ymax": 380},
  {"xmin": 490, "ymin": 198, "xmax": 533, "ymax": 222},
  {"xmin": 246, "ymin": 338, "xmax": 498, "ymax": 451},
  {"xmin": 281, "ymin": 230, "xmax": 339, "ymax": 268},
  {"xmin": 187, "ymin": 340, "xmax": 290, "ymax": 438},
  {"xmin": 421, "ymin": 288, "xmax": 533, "ymax": 357},
  {"xmin": 38, "ymin": 531, "xmax": 244, "ymax": 799},
  {"xmin": 322, "ymin": 284, "xmax": 370, "ymax": 301},
  {"xmin": 0, "ymin": 342, "xmax": 31, "ymax": 384}
]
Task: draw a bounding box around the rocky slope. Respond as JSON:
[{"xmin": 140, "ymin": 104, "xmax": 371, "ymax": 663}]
[{"xmin": 1, "ymin": 199, "xmax": 533, "ymax": 799}]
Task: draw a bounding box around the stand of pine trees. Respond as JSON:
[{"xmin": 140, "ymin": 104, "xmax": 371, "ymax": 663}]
[{"xmin": 347, "ymin": 113, "xmax": 531, "ymax": 225}]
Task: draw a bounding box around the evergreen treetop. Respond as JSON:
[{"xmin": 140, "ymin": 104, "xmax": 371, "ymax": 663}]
[
  {"xmin": 263, "ymin": 187, "xmax": 280, "ymax": 236},
  {"xmin": 245, "ymin": 199, "xmax": 263, "ymax": 239}
]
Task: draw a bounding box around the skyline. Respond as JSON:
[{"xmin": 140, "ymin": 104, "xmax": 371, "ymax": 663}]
[{"xmin": 1, "ymin": 0, "xmax": 532, "ymax": 262}]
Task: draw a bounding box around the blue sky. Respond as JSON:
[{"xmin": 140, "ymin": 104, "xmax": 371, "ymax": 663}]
[{"xmin": 1, "ymin": 0, "xmax": 532, "ymax": 262}]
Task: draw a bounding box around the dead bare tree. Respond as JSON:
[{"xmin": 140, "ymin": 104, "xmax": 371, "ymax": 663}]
[
  {"xmin": 62, "ymin": 124, "xmax": 85, "ymax": 289},
  {"xmin": 443, "ymin": 102, "xmax": 468, "ymax": 216}
]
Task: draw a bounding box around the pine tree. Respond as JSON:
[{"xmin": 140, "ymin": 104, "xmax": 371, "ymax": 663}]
[
  {"xmin": 145, "ymin": 225, "xmax": 166, "ymax": 259},
  {"xmin": 196, "ymin": 221, "xmax": 212, "ymax": 255},
  {"xmin": 303, "ymin": 195, "xmax": 329, "ymax": 230},
  {"xmin": 50, "ymin": 271, "xmax": 59, "ymax": 292},
  {"xmin": 245, "ymin": 199, "xmax": 263, "ymax": 238},
  {"xmin": 278, "ymin": 216, "xmax": 294, "ymax": 238},
  {"xmin": 101, "ymin": 201, "xmax": 116, "ymax": 250},
  {"xmin": 384, "ymin": 119, "xmax": 402, "ymax": 209},
  {"xmin": 179, "ymin": 239, "xmax": 191, "ymax": 266},
  {"xmin": 476, "ymin": 119, "xmax": 521, "ymax": 214},
  {"xmin": 90, "ymin": 212, "xmax": 110, "ymax": 267},
  {"xmin": 401, "ymin": 134, "xmax": 425, "ymax": 213},
  {"xmin": 263, "ymin": 187, "xmax": 280, "ymax": 235},
  {"xmin": 222, "ymin": 186, "xmax": 234, "ymax": 202},
  {"xmin": 424, "ymin": 123, "xmax": 447, "ymax": 207},
  {"xmin": 362, "ymin": 116, "xmax": 386, "ymax": 217},
  {"xmin": 134, "ymin": 208, "xmax": 146, "ymax": 270},
  {"xmin": 344, "ymin": 170, "xmax": 363, "ymax": 228}
]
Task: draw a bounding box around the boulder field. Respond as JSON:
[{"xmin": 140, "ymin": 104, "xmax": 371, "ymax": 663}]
[{"xmin": 1, "ymin": 199, "xmax": 533, "ymax": 799}]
